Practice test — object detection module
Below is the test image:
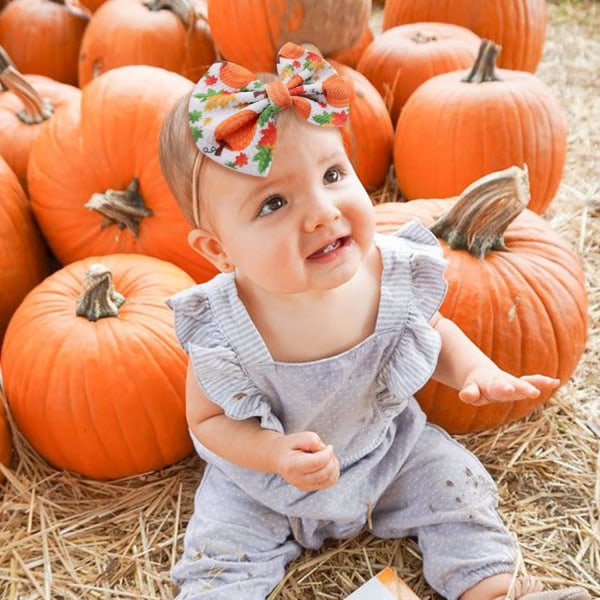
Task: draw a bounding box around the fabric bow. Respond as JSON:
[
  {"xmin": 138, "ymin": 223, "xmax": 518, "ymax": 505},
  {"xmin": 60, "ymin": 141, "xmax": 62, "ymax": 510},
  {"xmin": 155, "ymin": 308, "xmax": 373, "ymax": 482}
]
[{"xmin": 188, "ymin": 42, "xmax": 352, "ymax": 177}]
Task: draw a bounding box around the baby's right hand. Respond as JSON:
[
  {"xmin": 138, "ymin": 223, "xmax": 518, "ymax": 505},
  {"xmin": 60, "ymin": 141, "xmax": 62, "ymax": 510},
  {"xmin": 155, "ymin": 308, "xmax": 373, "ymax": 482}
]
[{"xmin": 272, "ymin": 431, "xmax": 340, "ymax": 492}]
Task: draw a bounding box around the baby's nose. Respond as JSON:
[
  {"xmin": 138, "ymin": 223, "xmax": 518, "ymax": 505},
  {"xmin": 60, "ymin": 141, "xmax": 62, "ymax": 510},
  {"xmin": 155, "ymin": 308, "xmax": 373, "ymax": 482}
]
[{"xmin": 303, "ymin": 197, "xmax": 341, "ymax": 231}]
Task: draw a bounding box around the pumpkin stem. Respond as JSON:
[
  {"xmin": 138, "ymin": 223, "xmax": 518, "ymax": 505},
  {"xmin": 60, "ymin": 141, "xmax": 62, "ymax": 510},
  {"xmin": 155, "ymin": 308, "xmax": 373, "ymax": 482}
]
[
  {"xmin": 143, "ymin": 0, "xmax": 195, "ymax": 26},
  {"xmin": 51, "ymin": 0, "xmax": 91, "ymax": 19},
  {"xmin": 429, "ymin": 165, "xmax": 530, "ymax": 259},
  {"xmin": 412, "ymin": 31, "xmax": 439, "ymax": 44},
  {"xmin": 0, "ymin": 46, "xmax": 54, "ymax": 124},
  {"xmin": 85, "ymin": 177, "xmax": 153, "ymax": 238},
  {"xmin": 76, "ymin": 264, "xmax": 126, "ymax": 321},
  {"xmin": 462, "ymin": 39, "xmax": 502, "ymax": 83}
]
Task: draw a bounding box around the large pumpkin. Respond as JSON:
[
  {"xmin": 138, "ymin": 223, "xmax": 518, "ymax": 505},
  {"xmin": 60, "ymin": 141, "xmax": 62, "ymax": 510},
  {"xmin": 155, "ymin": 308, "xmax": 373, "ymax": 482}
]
[
  {"xmin": 1, "ymin": 254, "xmax": 195, "ymax": 480},
  {"xmin": 393, "ymin": 40, "xmax": 567, "ymax": 215},
  {"xmin": 328, "ymin": 25, "xmax": 374, "ymax": 69},
  {"xmin": 27, "ymin": 65, "xmax": 218, "ymax": 284},
  {"xmin": 382, "ymin": 0, "xmax": 546, "ymax": 73},
  {"xmin": 0, "ymin": 0, "xmax": 89, "ymax": 86},
  {"xmin": 0, "ymin": 156, "xmax": 50, "ymax": 347},
  {"xmin": 78, "ymin": 0, "xmax": 217, "ymax": 87},
  {"xmin": 207, "ymin": 0, "xmax": 372, "ymax": 72},
  {"xmin": 0, "ymin": 49, "xmax": 80, "ymax": 193},
  {"xmin": 356, "ymin": 22, "xmax": 480, "ymax": 124},
  {"xmin": 375, "ymin": 167, "xmax": 588, "ymax": 433}
]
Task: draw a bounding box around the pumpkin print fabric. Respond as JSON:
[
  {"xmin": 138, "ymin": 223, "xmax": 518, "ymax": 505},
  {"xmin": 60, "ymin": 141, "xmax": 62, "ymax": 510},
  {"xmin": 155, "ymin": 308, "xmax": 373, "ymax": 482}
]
[{"xmin": 188, "ymin": 42, "xmax": 351, "ymax": 177}]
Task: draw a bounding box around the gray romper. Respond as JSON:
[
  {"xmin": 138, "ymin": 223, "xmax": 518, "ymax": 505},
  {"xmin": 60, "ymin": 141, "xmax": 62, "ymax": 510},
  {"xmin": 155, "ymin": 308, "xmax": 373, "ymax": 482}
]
[{"xmin": 167, "ymin": 221, "xmax": 518, "ymax": 600}]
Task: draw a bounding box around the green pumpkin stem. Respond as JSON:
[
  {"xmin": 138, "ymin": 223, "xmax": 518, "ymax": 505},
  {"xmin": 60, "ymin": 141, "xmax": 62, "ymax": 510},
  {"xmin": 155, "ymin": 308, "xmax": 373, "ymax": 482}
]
[
  {"xmin": 76, "ymin": 264, "xmax": 126, "ymax": 321},
  {"xmin": 143, "ymin": 0, "xmax": 195, "ymax": 25},
  {"xmin": 85, "ymin": 177, "xmax": 153, "ymax": 237},
  {"xmin": 0, "ymin": 45, "xmax": 54, "ymax": 124},
  {"xmin": 429, "ymin": 166, "xmax": 530, "ymax": 259},
  {"xmin": 462, "ymin": 39, "xmax": 502, "ymax": 83}
]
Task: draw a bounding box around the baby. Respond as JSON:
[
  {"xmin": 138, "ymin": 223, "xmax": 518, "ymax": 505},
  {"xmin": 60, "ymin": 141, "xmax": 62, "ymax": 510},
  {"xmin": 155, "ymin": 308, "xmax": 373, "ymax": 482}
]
[{"xmin": 160, "ymin": 42, "xmax": 591, "ymax": 600}]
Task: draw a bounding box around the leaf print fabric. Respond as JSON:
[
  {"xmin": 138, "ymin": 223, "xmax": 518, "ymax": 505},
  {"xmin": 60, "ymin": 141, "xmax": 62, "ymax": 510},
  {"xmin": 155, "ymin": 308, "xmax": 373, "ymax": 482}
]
[{"xmin": 187, "ymin": 42, "xmax": 352, "ymax": 177}]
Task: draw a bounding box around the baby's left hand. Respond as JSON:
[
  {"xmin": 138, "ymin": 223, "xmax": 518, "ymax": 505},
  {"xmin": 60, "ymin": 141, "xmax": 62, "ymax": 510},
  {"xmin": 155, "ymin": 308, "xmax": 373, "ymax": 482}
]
[{"xmin": 458, "ymin": 367, "xmax": 560, "ymax": 406}]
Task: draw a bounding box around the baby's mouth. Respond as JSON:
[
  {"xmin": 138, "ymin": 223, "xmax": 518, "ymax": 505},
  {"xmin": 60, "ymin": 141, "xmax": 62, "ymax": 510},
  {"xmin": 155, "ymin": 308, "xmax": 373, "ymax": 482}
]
[{"xmin": 308, "ymin": 237, "xmax": 347, "ymax": 258}]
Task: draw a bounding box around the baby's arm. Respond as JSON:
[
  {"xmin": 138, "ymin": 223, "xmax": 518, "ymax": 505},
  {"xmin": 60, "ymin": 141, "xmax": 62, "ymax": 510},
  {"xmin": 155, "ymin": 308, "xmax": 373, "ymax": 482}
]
[
  {"xmin": 430, "ymin": 314, "xmax": 560, "ymax": 406},
  {"xmin": 185, "ymin": 365, "xmax": 340, "ymax": 491}
]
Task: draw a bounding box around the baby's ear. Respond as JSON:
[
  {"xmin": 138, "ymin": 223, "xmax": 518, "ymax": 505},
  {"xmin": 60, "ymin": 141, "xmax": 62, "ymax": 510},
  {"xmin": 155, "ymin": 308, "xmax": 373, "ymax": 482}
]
[{"xmin": 187, "ymin": 228, "xmax": 228, "ymax": 270}]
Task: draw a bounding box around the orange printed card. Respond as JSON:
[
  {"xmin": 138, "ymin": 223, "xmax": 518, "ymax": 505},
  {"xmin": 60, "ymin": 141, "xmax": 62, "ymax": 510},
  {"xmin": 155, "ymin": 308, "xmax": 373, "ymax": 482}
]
[{"xmin": 345, "ymin": 567, "xmax": 421, "ymax": 599}]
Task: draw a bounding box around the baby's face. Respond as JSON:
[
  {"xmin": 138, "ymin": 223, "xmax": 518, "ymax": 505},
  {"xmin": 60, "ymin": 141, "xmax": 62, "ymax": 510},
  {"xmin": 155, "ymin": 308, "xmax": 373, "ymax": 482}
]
[{"xmin": 201, "ymin": 117, "xmax": 375, "ymax": 296}]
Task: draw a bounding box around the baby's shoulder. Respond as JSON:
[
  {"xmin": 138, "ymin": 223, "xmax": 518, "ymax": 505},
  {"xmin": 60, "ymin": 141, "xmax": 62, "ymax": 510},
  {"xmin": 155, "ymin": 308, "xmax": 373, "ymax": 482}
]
[
  {"xmin": 375, "ymin": 220, "xmax": 447, "ymax": 312},
  {"xmin": 166, "ymin": 273, "xmax": 235, "ymax": 348},
  {"xmin": 375, "ymin": 219, "xmax": 442, "ymax": 258}
]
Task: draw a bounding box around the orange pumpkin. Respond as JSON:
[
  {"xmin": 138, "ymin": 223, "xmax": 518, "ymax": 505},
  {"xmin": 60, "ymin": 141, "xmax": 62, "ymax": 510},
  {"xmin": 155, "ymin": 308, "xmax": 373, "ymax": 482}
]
[
  {"xmin": 328, "ymin": 26, "xmax": 374, "ymax": 69},
  {"xmin": 375, "ymin": 168, "xmax": 588, "ymax": 433},
  {"xmin": 393, "ymin": 40, "xmax": 567, "ymax": 214},
  {"xmin": 0, "ymin": 49, "xmax": 81, "ymax": 192},
  {"xmin": 356, "ymin": 22, "xmax": 480, "ymax": 124},
  {"xmin": 207, "ymin": 0, "xmax": 372, "ymax": 72},
  {"xmin": 382, "ymin": 0, "xmax": 546, "ymax": 73},
  {"xmin": 78, "ymin": 0, "xmax": 217, "ymax": 87},
  {"xmin": 0, "ymin": 0, "xmax": 89, "ymax": 86},
  {"xmin": 1, "ymin": 254, "xmax": 195, "ymax": 479},
  {"xmin": 27, "ymin": 65, "xmax": 218, "ymax": 283},
  {"xmin": 330, "ymin": 60, "xmax": 394, "ymax": 192},
  {"xmin": 0, "ymin": 156, "xmax": 50, "ymax": 346}
]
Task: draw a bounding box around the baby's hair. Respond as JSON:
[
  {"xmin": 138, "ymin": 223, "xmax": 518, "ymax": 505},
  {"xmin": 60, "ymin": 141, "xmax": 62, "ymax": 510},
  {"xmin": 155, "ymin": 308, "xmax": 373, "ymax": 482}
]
[
  {"xmin": 159, "ymin": 71, "xmax": 283, "ymax": 229},
  {"xmin": 159, "ymin": 42, "xmax": 352, "ymax": 229},
  {"xmin": 159, "ymin": 92, "xmax": 200, "ymax": 227}
]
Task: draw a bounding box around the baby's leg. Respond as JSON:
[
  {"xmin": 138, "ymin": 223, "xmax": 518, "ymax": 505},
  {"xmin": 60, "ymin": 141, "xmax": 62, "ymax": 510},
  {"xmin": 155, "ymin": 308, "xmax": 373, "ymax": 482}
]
[
  {"xmin": 370, "ymin": 423, "xmax": 517, "ymax": 600},
  {"xmin": 173, "ymin": 465, "xmax": 302, "ymax": 600}
]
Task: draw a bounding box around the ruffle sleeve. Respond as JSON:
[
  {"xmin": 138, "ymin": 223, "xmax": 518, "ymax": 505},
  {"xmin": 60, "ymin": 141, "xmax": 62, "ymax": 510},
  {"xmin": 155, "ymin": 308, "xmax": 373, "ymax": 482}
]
[
  {"xmin": 377, "ymin": 220, "xmax": 448, "ymax": 400},
  {"xmin": 166, "ymin": 283, "xmax": 284, "ymax": 433},
  {"xmin": 392, "ymin": 219, "xmax": 447, "ymax": 320}
]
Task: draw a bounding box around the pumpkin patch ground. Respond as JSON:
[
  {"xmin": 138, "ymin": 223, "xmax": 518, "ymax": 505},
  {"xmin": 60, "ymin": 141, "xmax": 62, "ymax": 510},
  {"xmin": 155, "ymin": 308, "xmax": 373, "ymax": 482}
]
[{"xmin": 0, "ymin": 1, "xmax": 599, "ymax": 598}]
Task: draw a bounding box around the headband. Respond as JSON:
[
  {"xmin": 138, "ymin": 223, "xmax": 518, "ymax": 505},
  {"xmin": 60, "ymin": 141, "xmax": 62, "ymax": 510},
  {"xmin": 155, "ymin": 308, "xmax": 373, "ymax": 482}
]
[{"xmin": 188, "ymin": 42, "xmax": 352, "ymax": 178}]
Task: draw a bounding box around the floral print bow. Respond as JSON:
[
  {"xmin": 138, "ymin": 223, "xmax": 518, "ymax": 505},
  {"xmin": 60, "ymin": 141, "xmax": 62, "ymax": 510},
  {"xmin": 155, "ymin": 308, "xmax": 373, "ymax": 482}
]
[{"xmin": 188, "ymin": 42, "xmax": 351, "ymax": 177}]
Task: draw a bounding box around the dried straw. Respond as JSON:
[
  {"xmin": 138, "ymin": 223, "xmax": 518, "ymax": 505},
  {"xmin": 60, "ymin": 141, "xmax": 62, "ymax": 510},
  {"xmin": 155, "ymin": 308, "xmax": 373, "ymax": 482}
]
[{"xmin": 1, "ymin": 1, "xmax": 599, "ymax": 598}]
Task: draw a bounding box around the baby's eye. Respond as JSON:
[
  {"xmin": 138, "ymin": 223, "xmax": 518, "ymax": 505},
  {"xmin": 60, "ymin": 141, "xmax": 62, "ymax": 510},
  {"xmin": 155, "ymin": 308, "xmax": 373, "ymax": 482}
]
[
  {"xmin": 323, "ymin": 167, "xmax": 344, "ymax": 185},
  {"xmin": 258, "ymin": 195, "xmax": 287, "ymax": 217}
]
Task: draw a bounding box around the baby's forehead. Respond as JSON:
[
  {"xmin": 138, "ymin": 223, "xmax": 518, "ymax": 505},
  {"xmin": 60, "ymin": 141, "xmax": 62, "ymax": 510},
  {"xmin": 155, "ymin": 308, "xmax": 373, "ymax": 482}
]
[
  {"xmin": 259, "ymin": 125, "xmax": 347, "ymax": 183},
  {"xmin": 271, "ymin": 114, "xmax": 346, "ymax": 155},
  {"xmin": 203, "ymin": 132, "xmax": 344, "ymax": 205},
  {"xmin": 200, "ymin": 116, "xmax": 347, "ymax": 200}
]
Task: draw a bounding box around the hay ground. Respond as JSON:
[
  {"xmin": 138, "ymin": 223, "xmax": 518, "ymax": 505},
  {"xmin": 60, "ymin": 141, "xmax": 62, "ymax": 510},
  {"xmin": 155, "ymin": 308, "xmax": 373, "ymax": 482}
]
[{"xmin": 1, "ymin": 1, "xmax": 599, "ymax": 598}]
